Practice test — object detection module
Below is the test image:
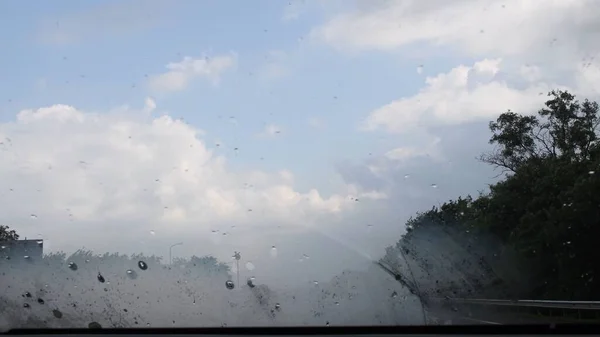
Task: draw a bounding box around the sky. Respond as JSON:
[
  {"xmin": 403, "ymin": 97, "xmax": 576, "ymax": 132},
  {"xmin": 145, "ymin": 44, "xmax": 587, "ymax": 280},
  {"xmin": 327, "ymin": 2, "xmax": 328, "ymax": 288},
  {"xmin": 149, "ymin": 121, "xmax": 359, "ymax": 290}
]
[{"xmin": 0, "ymin": 0, "xmax": 599, "ymax": 286}]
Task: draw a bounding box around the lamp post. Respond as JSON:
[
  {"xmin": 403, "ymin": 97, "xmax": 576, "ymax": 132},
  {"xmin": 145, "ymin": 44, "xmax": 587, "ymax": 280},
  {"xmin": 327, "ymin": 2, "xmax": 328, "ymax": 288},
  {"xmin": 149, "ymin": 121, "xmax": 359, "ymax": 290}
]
[
  {"xmin": 169, "ymin": 242, "xmax": 183, "ymax": 265},
  {"xmin": 233, "ymin": 251, "xmax": 241, "ymax": 286}
]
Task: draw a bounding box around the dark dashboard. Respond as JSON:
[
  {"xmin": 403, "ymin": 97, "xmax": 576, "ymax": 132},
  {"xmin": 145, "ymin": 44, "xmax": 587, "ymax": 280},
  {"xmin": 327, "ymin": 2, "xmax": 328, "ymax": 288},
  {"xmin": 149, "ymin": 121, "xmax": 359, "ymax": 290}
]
[{"xmin": 2, "ymin": 325, "xmax": 600, "ymax": 336}]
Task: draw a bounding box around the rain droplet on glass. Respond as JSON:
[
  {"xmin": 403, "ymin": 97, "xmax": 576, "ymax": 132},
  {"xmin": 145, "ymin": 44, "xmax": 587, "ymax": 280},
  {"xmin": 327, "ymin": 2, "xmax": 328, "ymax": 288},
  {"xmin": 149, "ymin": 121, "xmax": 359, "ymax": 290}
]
[
  {"xmin": 68, "ymin": 262, "xmax": 78, "ymax": 271},
  {"xmin": 225, "ymin": 280, "xmax": 235, "ymax": 290},
  {"xmin": 431, "ymin": 184, "xmax": 438, "ymax": 188},
  {"xmin": 126, "ymin": 269, "xmax": 137, "ymax": 279},
  {"xmin": 138, "ymin": 261, "xmax": 148, "ymax": 270},
  {"xmin": 245, "ymin": 261, "xmax": 255, "ymax": 271},
  {"xmin": 270, "ymin": 246, "xmax": 278, "ymax": 258}
]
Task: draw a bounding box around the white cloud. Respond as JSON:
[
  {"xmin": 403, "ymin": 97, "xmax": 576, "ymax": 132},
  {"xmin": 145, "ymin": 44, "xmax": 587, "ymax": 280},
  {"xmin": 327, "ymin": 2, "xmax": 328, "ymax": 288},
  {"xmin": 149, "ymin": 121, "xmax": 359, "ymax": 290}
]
[
  {"xmin": 144, "ymin": 97, "xmax": 156, "ymax": 113},
  {"xmin": 0, "ymin": 102, "xmax": 358, "ymax": 253},
  {"xmin": 362, "ymin": 59, "xmax": 553, "ymax": 134},
  {"xmin": 309, "ymin": 0, "xmax": 600, "ymax": 146},
  {"xmin": 385, "ymin": 136, "xmax": 442, "ymax": 163},
  {"xmin": 311, "ymin": 0, "xmax": 600, "ymax": 61},
  {"xmin": 149, "ymin": 54, "xmax": 237, "ymax": 92}
]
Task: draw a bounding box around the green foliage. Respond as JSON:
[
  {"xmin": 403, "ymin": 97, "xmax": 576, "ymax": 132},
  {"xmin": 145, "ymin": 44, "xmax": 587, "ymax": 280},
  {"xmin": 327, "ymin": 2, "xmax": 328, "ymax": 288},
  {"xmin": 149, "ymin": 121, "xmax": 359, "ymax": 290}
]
[
  {"xmin": 390, "ymin": 90, "xmax": 600, "ymax": 300},
  {"xmin": 0, "ymin": 225, "xmax": 19, "ymax": 241}
]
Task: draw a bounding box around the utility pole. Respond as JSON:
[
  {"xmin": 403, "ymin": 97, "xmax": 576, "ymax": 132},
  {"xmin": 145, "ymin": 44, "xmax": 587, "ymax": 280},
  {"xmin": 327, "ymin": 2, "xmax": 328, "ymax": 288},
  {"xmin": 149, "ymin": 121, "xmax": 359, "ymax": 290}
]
[
  {"xmin": 233, "ymin": 251, "xmax": 241, "ymax": 286},
  {"xmin": 169, "ymin": 242, "xmax": 183, "ymax": 265}
]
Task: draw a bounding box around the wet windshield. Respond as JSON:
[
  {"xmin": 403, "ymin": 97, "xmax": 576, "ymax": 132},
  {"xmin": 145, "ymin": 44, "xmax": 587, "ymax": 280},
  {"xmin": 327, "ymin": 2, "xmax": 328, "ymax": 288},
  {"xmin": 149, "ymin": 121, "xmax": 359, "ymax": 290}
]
[{"xmin": 1, "ymin": 0, "xmax": 599, "ymax": 329}]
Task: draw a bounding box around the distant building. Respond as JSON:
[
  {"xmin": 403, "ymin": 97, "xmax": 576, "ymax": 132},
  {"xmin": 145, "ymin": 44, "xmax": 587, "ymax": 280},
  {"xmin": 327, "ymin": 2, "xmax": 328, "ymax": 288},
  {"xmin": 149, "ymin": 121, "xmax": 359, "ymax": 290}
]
[{"xmin": 0, "ymin": 239, "xmax": 43, "ymax": 260}]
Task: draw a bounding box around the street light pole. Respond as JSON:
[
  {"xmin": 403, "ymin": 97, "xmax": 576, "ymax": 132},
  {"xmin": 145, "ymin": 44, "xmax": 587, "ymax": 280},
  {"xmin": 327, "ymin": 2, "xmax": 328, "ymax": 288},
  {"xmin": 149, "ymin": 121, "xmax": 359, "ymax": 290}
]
[
  {"xmin": 169, "ymin": 242, "xmax": 183, "ymax": 265},
  {"xmin": 233, "ymin": 251, "xmax": 241, "ymax": 286}
]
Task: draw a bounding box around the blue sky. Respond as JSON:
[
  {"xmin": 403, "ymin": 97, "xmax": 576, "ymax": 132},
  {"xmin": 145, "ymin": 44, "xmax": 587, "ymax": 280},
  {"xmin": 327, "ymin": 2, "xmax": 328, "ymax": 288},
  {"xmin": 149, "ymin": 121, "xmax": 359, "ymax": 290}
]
[
  {"xmin": 0, "ymin": 0, "xmax": 468, "ymax": 193},
  {"xmin": 0, "ymin": 0, "xmax": 597, "ymax": 284}
]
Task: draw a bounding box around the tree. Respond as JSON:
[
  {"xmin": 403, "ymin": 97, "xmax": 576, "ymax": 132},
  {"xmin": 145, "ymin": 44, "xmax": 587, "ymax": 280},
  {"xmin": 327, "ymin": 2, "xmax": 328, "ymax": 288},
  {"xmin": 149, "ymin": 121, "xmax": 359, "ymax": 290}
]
[
  {"xmin": 0, "ymin": 225, "xmax": 19, "ymax": 241},
  {"xmin": 385, "ymin": 89, "xmax": 600, "ymax": 301},
  {"xmin": 480, "ymin": 90, "xmax": 600, "ymax": 172}
]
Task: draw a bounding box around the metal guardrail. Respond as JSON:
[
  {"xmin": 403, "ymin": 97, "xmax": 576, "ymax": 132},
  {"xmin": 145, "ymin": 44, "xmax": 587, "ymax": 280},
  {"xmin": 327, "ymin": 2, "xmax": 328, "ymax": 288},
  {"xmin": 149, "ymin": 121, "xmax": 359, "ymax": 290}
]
[{"xmin": 431, "ymin": 297, "xmax": 600, "ymax": 310}]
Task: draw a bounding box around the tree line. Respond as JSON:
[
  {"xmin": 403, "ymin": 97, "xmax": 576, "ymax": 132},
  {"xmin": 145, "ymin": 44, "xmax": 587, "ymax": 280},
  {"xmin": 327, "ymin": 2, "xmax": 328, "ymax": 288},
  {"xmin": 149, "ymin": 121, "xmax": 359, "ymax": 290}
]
[{"xmin": 389, "ymin": 90, "xmax": 600, "ymax": 301}]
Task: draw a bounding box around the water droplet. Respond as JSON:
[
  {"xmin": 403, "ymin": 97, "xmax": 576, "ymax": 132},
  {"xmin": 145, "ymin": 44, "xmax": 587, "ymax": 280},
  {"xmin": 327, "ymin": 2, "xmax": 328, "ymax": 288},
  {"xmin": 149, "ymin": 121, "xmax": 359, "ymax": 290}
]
[
  {"xmin": 303, "ymin": 254, "xmax": 310, "ymax": 259},
  {"xmin": 24, "ymin": 255, "xmax": 30, "ymax": 259},
  {"xmin": 147, "ymin": 323, "xmax": 151, "ymax": 327},
  {"xmin": 404, "ymin": 174, "xmax": 410, "ymax": 179},
  {"xmin": 138, "ymin": 261, "xmax": 148, "ymax": 270},
  {"xmin": 23, "ymin": 303, "xmax": 30, "ymax": 308},
  {"xmin": 36, "ymin": 240, "xmax": 43, "ymax": 246},
  {"xmin": 431, "ymin": 184, "xmax": 438, "ymax": 188},
  {"xmin": 270, "ymin": 246, "xmax": 278, "ymax": 258},
  {"xmin": 225, "ymin": 280, "xmax": 235, "ymax": 290},
  {"xmin": 126, "ymin": 269, "xmax": 138, "ymax": 279},
  {"xmin": 416, "ymin": 65, "xmax": 423, "ymax": 74},
  {"xmin": 97, "ymin": 273, "xmax": 105, "ymax": 283},
  {"xmin": 37, "ymin": 298, "xmax": 45, "ymax": 304},
  {"xmin": 275, "ymin": 303, "xmax": 281, "ymax": 310},
  {"xmin": 0, "ymin": 245, "xmax": 5, "ymax": 249},
  {"xmin": 52, "ymin": 309, "xmax": 63, "ymax": 318},
  {"xmin": 326, "ymin": 321, "xmax": 330, "ymax": 326},
  {"xmin": 149, "ymin": 230, "xmax": 155, "ymax": 235},
  {"xmin": 313, "ymin": 280, "xmax": 319, "ymax": 285},
  {"xmin": 88, "ymin": 322, "xmax": 102, "ymax": 329},
  {"xmin": 245, "ymin": 261, "xmax": 255, "ymax": 271},
  {"xmin": 24, "ymin": 292, "xmax": 32, "ymax": 298},
  {"xmin": 391, "ymin": 291, "xmax": 398, "ymax": 298},
  {"xmin": 68, "ymin": 262, "xmax": 78, "ymax": 271},
  {"xmin": 589, "ymin": 170, "xmax": 595, "ymax": 175},
  {"xmin": 335, "ymin": 301, "xmax": 340, "ymax": 306},
  {"xmin": 30, "ymin": 214, "xmax": 37, "ymax": 219}
]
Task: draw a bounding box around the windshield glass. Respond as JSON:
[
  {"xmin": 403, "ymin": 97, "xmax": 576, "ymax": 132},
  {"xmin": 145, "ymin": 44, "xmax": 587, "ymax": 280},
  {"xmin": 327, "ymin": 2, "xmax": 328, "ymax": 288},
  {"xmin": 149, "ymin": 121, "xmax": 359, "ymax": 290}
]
[{"xmin": 1, "ymin": 0, "xmax": 599, "ymax": 329}]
